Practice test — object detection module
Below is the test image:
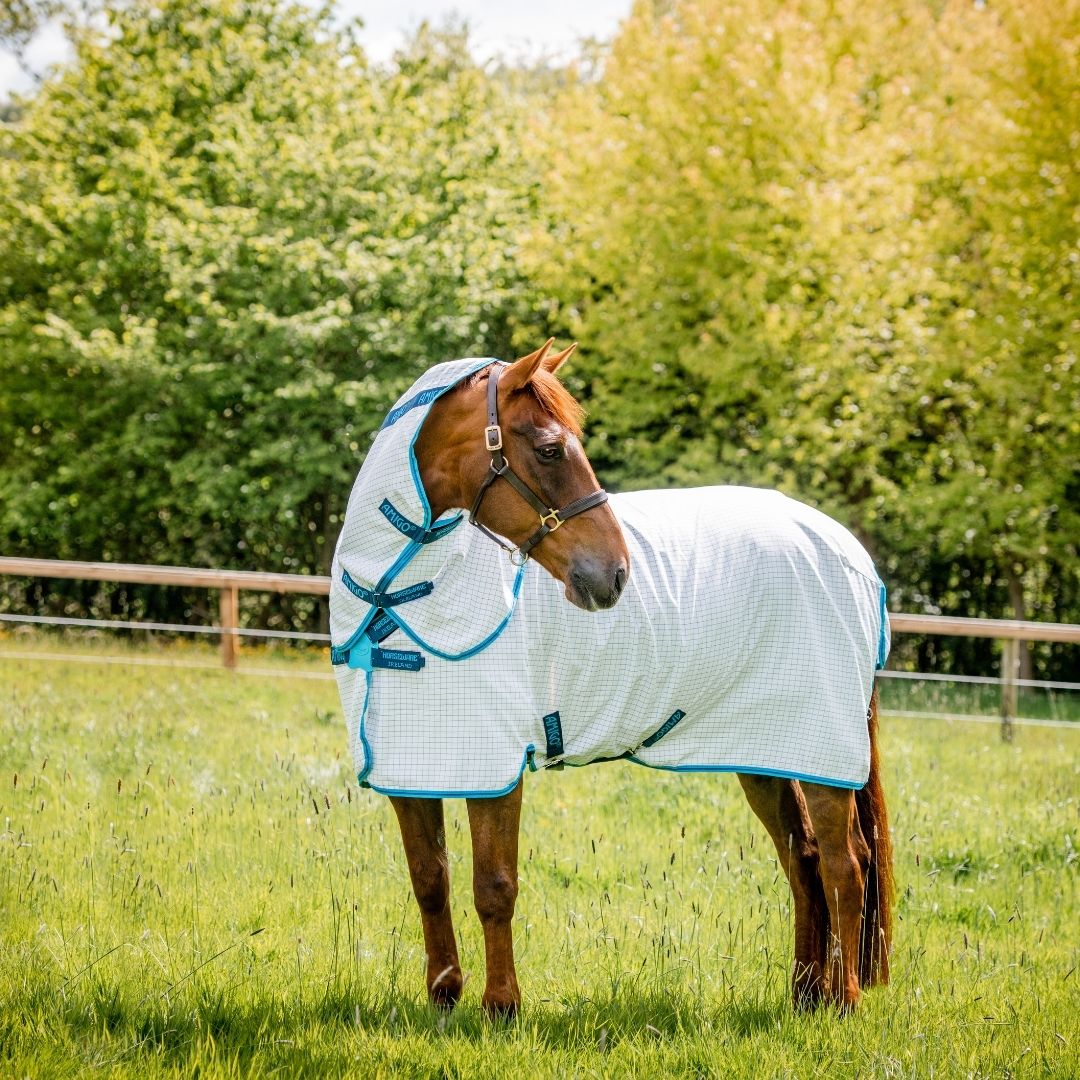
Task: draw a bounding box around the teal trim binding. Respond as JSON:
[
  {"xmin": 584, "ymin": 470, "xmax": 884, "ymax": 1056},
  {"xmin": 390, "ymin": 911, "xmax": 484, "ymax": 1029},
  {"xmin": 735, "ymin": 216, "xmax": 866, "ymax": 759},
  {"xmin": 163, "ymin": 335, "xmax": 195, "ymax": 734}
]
[
  {"xmin": 406, "ymin": 359, "xmax": 502, "ymax": 531},
  {"xmin": 389, "ymin": 560, "xmax": 527, "ymax": 662},
  {"xmin": 556, "ymin": 755, "xmax": 865, "ymax": 790},
  {"xmin": 623, "ymin": 758, "xmax": 865, "ymax": 790},
  {"xmin": 362, "ymin": 748, "xmax": 531, "ymax": 800},
  {"xmin": 876, "ymin": 580, "xmax": 889, "ymax": 670},
  {"xmin": 356, "ymin": 671, "xmax": 375, "ymax": 784},
  {"xmin": 641, "ymin": 708, "xmax": 687, "ymax": 748},
  {"xmin": 381, "ymin": 384, "xmax": 450, "ymax": 429}
]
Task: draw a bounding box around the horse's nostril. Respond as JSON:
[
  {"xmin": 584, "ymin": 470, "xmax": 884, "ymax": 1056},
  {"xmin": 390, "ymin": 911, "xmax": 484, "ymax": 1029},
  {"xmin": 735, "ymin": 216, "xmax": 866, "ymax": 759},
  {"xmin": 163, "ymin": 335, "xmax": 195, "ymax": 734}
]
[{"xmin": 613, "ymin": 564, "xmax": 628, "ymax": 594}]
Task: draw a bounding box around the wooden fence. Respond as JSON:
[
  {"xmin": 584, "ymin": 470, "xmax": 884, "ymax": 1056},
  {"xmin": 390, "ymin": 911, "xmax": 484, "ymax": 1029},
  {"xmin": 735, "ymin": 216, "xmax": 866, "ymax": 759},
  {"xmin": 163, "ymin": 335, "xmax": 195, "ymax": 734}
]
[{"xmin": 2, "ymin": 556, "xmax": 1078, "ymax": 739}]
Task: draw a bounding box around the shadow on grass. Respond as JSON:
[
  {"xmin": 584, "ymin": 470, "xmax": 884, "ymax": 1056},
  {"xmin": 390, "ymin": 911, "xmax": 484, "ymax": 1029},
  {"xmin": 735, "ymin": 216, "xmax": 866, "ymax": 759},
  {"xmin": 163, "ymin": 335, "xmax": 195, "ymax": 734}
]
[{"xmin": 10, "ymin": 975, "xmax": 793, "ymax": 1070}]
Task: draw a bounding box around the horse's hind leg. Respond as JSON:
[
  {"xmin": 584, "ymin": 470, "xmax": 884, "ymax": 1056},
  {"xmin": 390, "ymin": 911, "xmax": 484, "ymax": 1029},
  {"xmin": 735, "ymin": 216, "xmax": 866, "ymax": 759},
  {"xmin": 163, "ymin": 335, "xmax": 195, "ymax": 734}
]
[
  {"xmin": 389, "ymin": 796, "xmax": 463, "ymax": 1009},
  {"xmin": 801, "ymin": 783, "xmax": 871, "ymax": 1011},
  {"xmin": 467, "ymin": 777, "xmax": 524, "ymax": 1018},
  {"xmin": 738, "ymin": 774, "xmax": 829, "ymax": 1008}
]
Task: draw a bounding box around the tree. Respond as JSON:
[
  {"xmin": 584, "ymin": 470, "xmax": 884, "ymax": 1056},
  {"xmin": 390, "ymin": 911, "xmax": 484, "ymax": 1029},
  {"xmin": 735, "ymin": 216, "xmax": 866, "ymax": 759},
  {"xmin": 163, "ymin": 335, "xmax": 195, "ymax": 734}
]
[
  {"xmin": 531, "ymin": 0, "xmax": 1078, "ymax": 674},
  {"xmin": 0, "ymin": 2, "xmax": 541, "ymax": 630}
]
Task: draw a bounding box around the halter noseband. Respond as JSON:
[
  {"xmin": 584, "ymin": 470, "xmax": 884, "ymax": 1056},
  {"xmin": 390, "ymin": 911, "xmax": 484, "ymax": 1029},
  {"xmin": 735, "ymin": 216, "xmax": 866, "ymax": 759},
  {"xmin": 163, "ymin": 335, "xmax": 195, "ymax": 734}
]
[{"xmin": 468, "ymin": 364, "xmax": 609, "ymax": 564}]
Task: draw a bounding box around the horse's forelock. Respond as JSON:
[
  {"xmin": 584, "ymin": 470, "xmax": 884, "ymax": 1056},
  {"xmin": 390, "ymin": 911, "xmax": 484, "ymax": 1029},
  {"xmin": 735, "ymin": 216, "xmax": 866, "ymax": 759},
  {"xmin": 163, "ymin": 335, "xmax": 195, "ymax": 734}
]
[
  {"xmin": 463, "ymin": 365, "xmax": 585, "ymax": 437},
  {"xmin": 522, "ymin": 368, "xmax": 585, "ymax": 437}
]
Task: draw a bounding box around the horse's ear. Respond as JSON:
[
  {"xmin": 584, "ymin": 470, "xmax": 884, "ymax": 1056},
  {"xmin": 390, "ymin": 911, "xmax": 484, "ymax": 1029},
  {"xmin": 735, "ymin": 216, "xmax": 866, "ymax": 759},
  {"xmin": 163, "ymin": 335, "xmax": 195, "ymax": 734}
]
[
  {"xmin": 502, "ymin": 338, "xmax": 555, "ymax": 393},
  {"xmin": 542, "ymin": 342, "xmax": 577, "ymax": 374}
]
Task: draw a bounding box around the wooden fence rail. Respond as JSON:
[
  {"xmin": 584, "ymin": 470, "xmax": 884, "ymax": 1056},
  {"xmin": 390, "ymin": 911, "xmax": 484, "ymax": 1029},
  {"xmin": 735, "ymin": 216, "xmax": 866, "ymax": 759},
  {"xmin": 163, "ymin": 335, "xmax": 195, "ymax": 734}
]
[{"xmin": 2, "ymin": 556, "xmax": 1077, "ymax": 738}]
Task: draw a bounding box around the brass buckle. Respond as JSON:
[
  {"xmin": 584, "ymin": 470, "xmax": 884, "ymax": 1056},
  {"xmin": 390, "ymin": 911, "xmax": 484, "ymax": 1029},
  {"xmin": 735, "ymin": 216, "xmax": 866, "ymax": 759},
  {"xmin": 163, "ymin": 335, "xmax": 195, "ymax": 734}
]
[
  {"xmin": 539, "ymin": 509, "xmax": 563, "ymax": 532},
  {"xmin": 484, "ymin": 424, "xmax": 503, "ymax": 452}
]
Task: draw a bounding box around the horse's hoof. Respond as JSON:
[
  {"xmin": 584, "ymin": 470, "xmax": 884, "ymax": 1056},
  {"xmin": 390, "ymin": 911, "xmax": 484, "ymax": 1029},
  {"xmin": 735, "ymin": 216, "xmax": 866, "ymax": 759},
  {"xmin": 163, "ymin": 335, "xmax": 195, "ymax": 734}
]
[
  {"xmin": 482, "ymin": 996, "xmax": 519, "ymax": 1021},
  {"xmin": 430, "ymin": 987, "xmax": 461, "ymax": 1011},
  {"xmin": 792, "ymin": 966, "xmax": 825, "ymax": 1011},
  {"xmin": 428, "ymin": 967, "xmax": 463, "ymax": 1010},
  {"xmin": 835, "ymin": 992, "xmax": 860, "ymax": 1016},
  {"xmin": 793, "ymin": 984, "xmax": 825, "ymax": 1012}
]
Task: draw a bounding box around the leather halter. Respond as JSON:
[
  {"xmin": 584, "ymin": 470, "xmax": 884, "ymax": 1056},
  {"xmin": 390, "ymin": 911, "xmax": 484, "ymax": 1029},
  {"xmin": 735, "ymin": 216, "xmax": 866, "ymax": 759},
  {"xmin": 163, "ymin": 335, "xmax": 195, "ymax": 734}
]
[{"xmin": 468, "ymin": 364, "xmax": 609, "ymax": 564}]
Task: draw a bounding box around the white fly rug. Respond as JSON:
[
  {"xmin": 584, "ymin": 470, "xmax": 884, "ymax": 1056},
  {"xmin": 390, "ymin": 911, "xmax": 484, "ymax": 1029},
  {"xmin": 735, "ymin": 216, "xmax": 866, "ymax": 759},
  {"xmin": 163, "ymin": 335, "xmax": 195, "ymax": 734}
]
[{"xmin": 330, "ymin": 358, "xmax": 890, "ymax": 798}]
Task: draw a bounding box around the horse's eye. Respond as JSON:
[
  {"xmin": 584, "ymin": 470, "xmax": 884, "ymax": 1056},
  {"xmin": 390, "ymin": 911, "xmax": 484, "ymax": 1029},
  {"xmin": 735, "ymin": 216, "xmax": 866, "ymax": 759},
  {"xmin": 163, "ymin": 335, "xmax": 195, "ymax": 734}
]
[{"xmin": 535, "ymin": 444, "xmax": 564, "ymax": 462}]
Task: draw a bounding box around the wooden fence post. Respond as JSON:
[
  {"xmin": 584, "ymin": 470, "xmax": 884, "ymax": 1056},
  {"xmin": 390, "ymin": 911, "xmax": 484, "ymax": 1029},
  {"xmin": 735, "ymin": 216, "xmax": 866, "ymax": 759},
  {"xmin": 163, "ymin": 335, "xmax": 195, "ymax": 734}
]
[
  {"xmin": 1000, "ymin": 637, "xmax": 1019, "ymax": 742},
  {"xmin": 220, "ymin": 585, "xmax": 240, "ymax": 669}
]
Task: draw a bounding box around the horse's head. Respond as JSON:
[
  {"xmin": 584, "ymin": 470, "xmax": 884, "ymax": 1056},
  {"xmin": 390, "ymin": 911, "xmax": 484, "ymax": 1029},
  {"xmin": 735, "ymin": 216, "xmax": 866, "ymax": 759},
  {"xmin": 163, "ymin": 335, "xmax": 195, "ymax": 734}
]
[{"xmin": 416, "ymin": 341, "xmax": 630, "ymax": 611}]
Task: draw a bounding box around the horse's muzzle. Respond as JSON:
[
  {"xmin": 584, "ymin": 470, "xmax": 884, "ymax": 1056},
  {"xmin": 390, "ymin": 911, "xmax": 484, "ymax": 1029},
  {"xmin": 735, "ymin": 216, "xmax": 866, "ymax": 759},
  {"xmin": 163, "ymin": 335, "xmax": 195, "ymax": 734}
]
[{"xmin": 567, "ymin": 557, "xmax": 629, "ymax": 612}]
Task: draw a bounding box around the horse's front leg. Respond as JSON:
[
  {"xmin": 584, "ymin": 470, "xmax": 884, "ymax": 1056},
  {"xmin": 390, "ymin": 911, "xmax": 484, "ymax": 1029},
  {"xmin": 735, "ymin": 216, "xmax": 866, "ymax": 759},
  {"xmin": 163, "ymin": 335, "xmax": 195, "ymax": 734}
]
[
  {"xmin": 467, "ymin": 776, "xmax": 524, "ymax": 1018},
  {"xmin": 389, "ymin": 796, "xmax": 463, "ymax": 1009}
]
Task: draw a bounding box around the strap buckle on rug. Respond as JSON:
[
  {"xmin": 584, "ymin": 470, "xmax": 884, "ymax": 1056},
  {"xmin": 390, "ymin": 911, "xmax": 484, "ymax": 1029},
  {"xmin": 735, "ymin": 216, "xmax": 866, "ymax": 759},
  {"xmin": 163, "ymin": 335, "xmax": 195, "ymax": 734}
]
[
  {"xmin": 379, "ymin": 498, "xmax": 461, "ymax": 546},
  {"xmin": 331, "ymin": 637, "xmax": 425, "ymax": 672},
  {"xmin": 468, "ymin": 363, "xmax": 608, "ymax": 564},
  {"xmin": 342, "ymin": 569, "xmax": 434, "ymax": 608}
]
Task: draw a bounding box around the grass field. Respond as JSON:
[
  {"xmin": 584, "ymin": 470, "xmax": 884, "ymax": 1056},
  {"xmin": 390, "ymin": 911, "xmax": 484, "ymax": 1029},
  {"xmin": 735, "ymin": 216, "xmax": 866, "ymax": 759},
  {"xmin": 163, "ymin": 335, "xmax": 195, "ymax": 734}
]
[{"xmin": 1, "ymin": 641, "xmax": 1077, "ymax": 1078}]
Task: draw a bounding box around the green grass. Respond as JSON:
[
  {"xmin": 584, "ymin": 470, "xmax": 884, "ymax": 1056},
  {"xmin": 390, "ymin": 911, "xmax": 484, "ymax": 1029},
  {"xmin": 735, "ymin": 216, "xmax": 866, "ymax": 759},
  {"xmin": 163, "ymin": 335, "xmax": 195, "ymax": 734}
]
[{"xmin": 1, "ymin": 640, "xmax": 1077, "ymax": 1078}]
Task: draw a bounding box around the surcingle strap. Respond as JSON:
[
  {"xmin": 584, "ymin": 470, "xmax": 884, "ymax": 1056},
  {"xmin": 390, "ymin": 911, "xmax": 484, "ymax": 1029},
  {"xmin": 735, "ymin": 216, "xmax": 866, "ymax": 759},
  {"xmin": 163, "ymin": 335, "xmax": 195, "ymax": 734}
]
[
  {"xmin": 342, "ymin": 569, "xmax": 434, "ymax": 608},
  {"xmin": 641, "ymin": 709, "xmax": 687, "ymax": 748},
  {"xmin": 542, "ymin": 710, "xmax": 565, "ymax": 769},
  {"xmin": 379, "ymin": 499, "xmax": 461, "ymax": 545}
]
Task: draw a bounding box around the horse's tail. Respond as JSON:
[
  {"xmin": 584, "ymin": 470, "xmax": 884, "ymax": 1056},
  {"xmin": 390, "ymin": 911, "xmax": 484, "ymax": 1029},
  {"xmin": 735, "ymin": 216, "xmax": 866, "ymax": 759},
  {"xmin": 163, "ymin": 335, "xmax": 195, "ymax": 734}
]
[{"xmin": 855, "ymin": 688, "xmax": 893, "ymax": 986}]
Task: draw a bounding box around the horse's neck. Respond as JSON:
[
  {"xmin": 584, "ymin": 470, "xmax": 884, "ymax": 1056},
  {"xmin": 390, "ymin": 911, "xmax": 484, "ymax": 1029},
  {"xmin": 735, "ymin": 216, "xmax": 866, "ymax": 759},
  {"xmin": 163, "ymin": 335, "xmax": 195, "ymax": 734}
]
[{"xmin": 415, "ymin": 392, "xmax": 473, "ymax": 521}]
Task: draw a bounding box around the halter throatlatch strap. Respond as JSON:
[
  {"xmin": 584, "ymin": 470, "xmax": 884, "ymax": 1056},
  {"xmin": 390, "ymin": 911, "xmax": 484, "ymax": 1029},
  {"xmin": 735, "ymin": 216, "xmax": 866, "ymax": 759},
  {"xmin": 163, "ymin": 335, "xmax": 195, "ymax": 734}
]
[{"xmin": 468, "ymin": 364, "xmax": 609, "ymax": 563}]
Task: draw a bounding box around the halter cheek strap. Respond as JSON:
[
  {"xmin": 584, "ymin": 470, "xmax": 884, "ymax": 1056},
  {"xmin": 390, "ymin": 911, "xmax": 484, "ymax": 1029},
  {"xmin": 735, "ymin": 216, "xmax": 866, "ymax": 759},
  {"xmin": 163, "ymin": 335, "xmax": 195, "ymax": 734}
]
[{"xmin": 468, "ymin": 364, "xmax": 609, "ymax": 563}]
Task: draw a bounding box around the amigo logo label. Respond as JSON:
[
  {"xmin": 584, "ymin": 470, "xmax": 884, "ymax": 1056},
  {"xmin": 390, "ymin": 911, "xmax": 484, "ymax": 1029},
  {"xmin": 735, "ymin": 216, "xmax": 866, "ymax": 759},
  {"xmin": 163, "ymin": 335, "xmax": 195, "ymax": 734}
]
[
  {"xmin": 642, "ymin": 709, "xmax": 687, "ymax": 749},
  {"xmin": 542, "ymin": 711, "xmax": 564, "ymax": 759},
  {"xmin": 381, "ymin": 385, "xmax": 448, "ymax": 429},
  {"xmin": 380, "ymin": 498, "xmax": 415, "ymax": 536}
]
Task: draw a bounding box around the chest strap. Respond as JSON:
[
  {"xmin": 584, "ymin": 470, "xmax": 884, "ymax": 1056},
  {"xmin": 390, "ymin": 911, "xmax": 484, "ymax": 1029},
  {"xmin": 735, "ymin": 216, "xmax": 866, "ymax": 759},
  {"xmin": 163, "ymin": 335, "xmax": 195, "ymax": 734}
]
[
  {"xmin": 342, "ymin": 570, "xmax": 434, "ymax": 608},
  {"xmin": 380, "ymin": 499, "xmax": 461, "ymax": 545}
]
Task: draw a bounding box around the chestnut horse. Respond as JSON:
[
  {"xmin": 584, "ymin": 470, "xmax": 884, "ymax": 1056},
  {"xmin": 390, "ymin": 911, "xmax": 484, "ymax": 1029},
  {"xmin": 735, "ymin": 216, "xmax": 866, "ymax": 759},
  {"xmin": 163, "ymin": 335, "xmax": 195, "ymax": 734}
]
[{"xmin": 390, "ymin": 340, "xmax": 892, "ymax": 1016}]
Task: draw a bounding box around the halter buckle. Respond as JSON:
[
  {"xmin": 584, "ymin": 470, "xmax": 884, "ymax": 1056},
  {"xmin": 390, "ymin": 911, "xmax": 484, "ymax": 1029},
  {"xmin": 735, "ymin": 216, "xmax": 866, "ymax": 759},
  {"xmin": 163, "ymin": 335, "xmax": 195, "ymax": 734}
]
[
  {"xmin": 484, "ymin": 424, "xmax": 503, "ymax": 452},
  {"xmin": 539, "ymin": 509, "xmax": 564, "ymax": 532}
]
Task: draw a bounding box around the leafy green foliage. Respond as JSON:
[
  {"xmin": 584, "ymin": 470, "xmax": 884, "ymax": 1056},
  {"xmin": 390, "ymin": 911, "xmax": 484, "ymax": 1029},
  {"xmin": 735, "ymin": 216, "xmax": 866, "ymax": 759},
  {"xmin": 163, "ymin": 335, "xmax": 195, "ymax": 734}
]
[
  {"xmin": 0, "ymin": 1, "xmax": 538, "ymax": 583},
  {"xmin": 532, "ymin": 0, "xmax": 1079, "ymax": 673},
  {"xmin": 0, "ymin": 0, "xmax": 1076, "ymax": 676}
]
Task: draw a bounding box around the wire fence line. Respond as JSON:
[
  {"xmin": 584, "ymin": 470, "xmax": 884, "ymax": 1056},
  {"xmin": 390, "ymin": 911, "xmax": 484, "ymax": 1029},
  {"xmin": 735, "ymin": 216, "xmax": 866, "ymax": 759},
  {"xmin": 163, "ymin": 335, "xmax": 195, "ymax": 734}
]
[
  {"xmin": 0, "ymin": 649, "xmax": 336, "ymax": 680},
  {"xmin": 2, "ymin": 556, "xmax": 1078, "ymax": 739},
  {"xmin": 1, "ymin": 610, "xmax": 1077, "ymax": 690},
  {"xmin": 0, "ymin": 611, "xmax": 331, "ymax": 642},
  {"xmin": 0, "ymin": 649, "xmax": 1075, "ymax": 730}
]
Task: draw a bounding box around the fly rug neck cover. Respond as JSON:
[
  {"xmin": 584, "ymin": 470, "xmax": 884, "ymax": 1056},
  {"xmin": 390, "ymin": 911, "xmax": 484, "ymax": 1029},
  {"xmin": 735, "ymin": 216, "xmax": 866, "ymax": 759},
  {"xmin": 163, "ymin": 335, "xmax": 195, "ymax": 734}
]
[{"xmin": 330, "ymin": 359, "xmax": 890, "ymax": 798}]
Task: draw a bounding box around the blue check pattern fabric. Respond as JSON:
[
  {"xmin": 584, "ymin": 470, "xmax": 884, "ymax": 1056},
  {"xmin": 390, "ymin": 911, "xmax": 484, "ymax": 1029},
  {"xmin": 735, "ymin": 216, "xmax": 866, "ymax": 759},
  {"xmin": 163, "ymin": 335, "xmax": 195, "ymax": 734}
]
[{"xmin": 330, "ymin": 359, "xmax": 890, "ymax": 797}]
